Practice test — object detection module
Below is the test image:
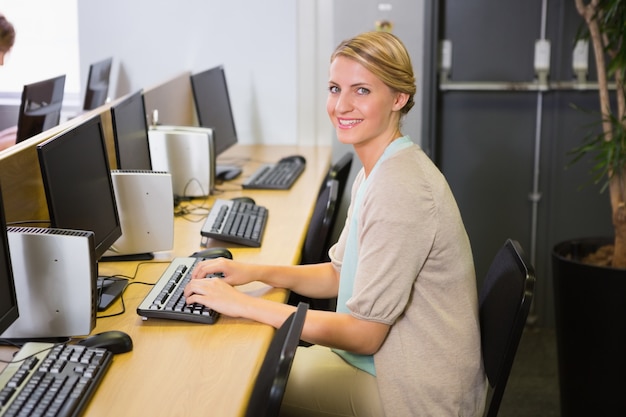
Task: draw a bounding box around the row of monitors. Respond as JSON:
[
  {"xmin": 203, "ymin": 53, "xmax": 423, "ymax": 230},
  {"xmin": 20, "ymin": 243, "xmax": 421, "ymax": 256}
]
[
  {"xmin": 29, "ymin": 64, "xmax": 238, "ymax": 264},
  {"xmin": 0, "ymin": 64, "xmax": 240, "ymax": 337},
  {"xmin": 114, "ymin": 65, "xmax": 236, "ymax": 170},
  {"xmin": 0, "ymin": 59, "xmax": 115, "ymax": 338},
  {"xmin": 17, "ymin": 62, "xmax": 237, "ymax": 174},
  {"xmin": 15, "ymin": 57, "xmax": 113, "ymax": 143},
  {"xmin": 10, "ymin": 64, "xmax": 237, "ymax": 265}
]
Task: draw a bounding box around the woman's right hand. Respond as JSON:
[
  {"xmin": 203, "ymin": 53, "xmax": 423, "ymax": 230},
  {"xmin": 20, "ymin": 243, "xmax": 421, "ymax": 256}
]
[{"xmin": 190, "ymin": 257, "xmax": 260, "ymax": 286}]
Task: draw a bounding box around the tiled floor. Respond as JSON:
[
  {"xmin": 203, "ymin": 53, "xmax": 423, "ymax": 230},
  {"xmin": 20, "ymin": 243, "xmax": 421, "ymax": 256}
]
[{"xmin": 498, "ymin": 326, "xmax": 561, "ymax": 417}]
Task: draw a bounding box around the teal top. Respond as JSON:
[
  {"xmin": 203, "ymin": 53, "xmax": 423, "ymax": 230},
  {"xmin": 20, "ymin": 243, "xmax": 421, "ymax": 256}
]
[{"xmin": 332, "ymin": 136, "xmax": 414, "ymax": 376}]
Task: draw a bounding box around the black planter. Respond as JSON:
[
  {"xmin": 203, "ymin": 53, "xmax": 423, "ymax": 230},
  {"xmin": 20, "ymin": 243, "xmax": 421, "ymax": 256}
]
[{"xmin": 552, "ymin": 238, "xmax": 626, "ymax": 417}]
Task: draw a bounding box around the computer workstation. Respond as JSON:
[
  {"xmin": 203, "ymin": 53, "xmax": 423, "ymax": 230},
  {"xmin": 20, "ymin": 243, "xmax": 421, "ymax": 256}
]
[
  {"xmin": 190, "ymin": 65, "xmax": 306, "ymax": 190},
  {"xmin": 0, "ymin": 181, "xmax": 129, "ymax": 417},
  {"xmin": 0, "ymin": 70, "xmax": 333, "ymax": 416},
  {"xmin": 88, "ymin": 142, "xmax": 331, "ymax": 416},
  {"xmin": 36, "ymin": 114, "xmax": 128, "ymax": 311}
]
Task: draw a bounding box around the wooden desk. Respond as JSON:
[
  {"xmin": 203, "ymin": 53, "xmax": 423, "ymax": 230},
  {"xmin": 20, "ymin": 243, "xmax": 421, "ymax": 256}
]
[{"xmin": 2, "ymin": 144, "xmax": 331, "ymax": 417}]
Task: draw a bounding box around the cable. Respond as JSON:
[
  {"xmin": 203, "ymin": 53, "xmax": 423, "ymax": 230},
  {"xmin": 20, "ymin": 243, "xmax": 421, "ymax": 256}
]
[{"xmin": 96, "ymin": 261, "xmax": 170, "ymax": 319}]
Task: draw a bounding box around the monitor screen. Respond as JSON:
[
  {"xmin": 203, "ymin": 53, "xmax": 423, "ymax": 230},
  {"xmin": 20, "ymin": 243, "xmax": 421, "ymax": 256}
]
[
  {"xmin": 111, "ymin": 90, "xmax": 152, "ymax": 170},
  {"xmin": 83, "ymin": 57, "xmax": 113, "ymax": 111},
  {"xmin": 16, "ymin": 74, "xmax": 66, "ymax": 143},
  {"xmin": 37, "ymin": 115, "xmax": 122, "ymax": 260},
  {"xmin": 0, "ymin": 184, "xmax": 19, "ymax": 335},
  {"xmin": 190, "ymin": 65, "xmax": 238, "ymax": 156}
]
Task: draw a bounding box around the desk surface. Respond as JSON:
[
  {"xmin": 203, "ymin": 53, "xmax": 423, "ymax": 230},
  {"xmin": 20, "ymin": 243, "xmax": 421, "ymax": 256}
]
[{"xmin": 1, "ymin": 144, "xmax": 332, "ymax": 417}]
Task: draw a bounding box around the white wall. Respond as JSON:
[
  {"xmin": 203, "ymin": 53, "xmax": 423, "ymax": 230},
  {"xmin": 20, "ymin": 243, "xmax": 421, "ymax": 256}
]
[
  {"xmin": 1, "ymin": 1, "xmax": 424, "ymax": 148},
  {"xmin": 77, "ymin": 0, "xmax": 305, "ymax": 146}
]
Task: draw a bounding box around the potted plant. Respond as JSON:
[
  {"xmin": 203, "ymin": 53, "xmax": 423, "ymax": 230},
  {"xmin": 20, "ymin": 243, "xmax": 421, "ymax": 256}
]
[{"xmin": 552, "ymin": 1, "xmax": 626, "ymax": 416}]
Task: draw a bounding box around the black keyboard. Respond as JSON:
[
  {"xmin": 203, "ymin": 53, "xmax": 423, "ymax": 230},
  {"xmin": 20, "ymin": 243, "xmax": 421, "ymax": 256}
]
[
  {"xmin": 242, "ymin": 158, "xmax": 305, "ymax": 190},
  {"xmin": 0, "ymin": 342, "xmax": 113, "ymax": 417},
  {"xmin": 200, "ymin": 199, "xmax": 268, "ymax": 247},
  {"xmin": 136, "ymin": 257, "xmax": 220, "ymax": 324}
]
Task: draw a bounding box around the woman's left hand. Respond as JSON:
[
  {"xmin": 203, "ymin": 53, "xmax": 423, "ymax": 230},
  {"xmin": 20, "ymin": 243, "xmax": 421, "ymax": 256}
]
[{"xmin": 183, "ymin": 276, "xmax": 248, "ymax": 318}]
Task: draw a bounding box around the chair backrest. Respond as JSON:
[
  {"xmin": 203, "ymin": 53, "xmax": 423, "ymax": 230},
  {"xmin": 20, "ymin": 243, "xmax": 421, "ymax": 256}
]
[
  {"xmin": 324, "ymin": 152, "xmax": 353, "ymax": 206},
  {"xmin": 245, "ymin": 302, "xmax": 309, "ymax": 417},
  {"xmin": 300, "ymin": 179, "xmax": 339, "ymax": 265},
  {"xmin": 479, "ymin": 239, "xmax": 536, "ymax": 417}
]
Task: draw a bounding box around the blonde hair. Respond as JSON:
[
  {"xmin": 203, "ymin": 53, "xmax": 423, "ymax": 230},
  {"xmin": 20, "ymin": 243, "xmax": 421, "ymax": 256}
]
[
  {"xmin": 331, "ymin": 31, "xmax": 416, "ymax": 114},
  {"xmin": 0, "ymin": 14, "xmax": 15, "ymax": 52}
]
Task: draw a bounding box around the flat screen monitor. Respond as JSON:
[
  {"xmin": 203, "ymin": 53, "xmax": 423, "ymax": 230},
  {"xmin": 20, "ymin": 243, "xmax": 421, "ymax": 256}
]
[
  {"xmin": 37, "ymin": 115, "xmax": 122, "ymax": 260},
  {"xmin": 83, "ymin": 57, "xmax": 113, "ymax": 111},
  {"xmin": 0, "ymin": 185, "xmax": 19, "ymax": 335},
  {"xmin": 16, "ymin": 74, "xmax": 66, "ymax": 143},
  {"xmin": 111, "ymin": 90, "xmax": 152, "ymax": 170},
  {"xmin": 190, "ymin": 65, "xmax": 238, "ymax": 156}
]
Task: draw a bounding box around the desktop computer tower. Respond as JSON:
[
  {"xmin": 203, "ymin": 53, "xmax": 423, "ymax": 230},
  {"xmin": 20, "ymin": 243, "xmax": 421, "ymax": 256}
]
[
  {"xmin": 103, "ymin": 170, "xmax": 174, "ymax": 259},
  {"xmin": 1, "ymin": 227, "xmax": 97, "ymax": 339},
  {"xmin": 147, "ymin": 125, "xmax": 215, "ymax": 198}
]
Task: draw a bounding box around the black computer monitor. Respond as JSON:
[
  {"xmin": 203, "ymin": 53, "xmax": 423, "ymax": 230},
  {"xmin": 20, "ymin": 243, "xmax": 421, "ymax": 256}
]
[
  {"xmin": 37, "ymin": 115, "xmax": 122, "ymax": 260},
  {"xmin": 110, "ymin": 90, "xmax": 152, "ymax": 170},
  {"xmin": 0, "ymin": 185, "xmax": 19, "ymax": 335},
  {"xmin": 83, "ymin": 57, "xmax": 113, "ymax": 111},
  {"xmin": 190, "ymin": 65, "xmax": 238, "ymax": 156},
  {"xmin": 16, "ymin": 74, "xmax": 66, "ymax": 143}
]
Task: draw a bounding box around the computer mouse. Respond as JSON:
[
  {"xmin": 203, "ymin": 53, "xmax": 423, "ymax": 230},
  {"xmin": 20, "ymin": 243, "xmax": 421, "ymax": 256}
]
[
  {"xmin": 77, "ymin": 330, "xmax": 133, "ymax": 354},
  {"xmin": 280, "ymin": 154, "xmax": 306, "ymax": 164},
  {"xmin": 190, "ymin": 247, "xmax": 233, "ymax": 259},
  {"xmin": 231, "ymin": 196, "xmax": 256, "ymax": 205}
]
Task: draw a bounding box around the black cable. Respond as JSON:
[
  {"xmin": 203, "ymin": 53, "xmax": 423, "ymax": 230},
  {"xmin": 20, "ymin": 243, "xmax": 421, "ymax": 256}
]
[{"xmin": 96, "ymin": 261, "xmax": 170, "ymax": 319}]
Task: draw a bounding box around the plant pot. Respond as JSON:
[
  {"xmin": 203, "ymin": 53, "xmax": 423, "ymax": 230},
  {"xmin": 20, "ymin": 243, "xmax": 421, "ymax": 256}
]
[{"xmin": 552, "ymin": 237, "xmax": 626, "ymax": 417}]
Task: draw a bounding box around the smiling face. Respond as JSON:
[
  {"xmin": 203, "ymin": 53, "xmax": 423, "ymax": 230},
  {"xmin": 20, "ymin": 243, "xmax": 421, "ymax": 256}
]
[{"xmin": 326, "ymin": 56, "xmax": 408, "ymax": 154}]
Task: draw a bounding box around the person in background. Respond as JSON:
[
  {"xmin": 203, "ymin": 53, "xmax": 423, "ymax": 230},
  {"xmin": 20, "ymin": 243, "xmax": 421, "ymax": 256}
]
[
  {"xmin": 0, "ymin": 13, "xmax": 15, "ymax": 66},
  {"xmin": 185, "ymin": 31, "xmax": 487, "ymax": 416},
  {"xmin": 0, "ymin": 13, "xmax": 16, "ymax": 151}
]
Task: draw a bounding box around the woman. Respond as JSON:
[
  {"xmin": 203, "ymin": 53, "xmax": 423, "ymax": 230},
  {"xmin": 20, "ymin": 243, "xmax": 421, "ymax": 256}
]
[
  {"xmin": 0, "ymin": 13, "xmax": 15, "ymax": 65},
  {"xmin": 185, "ymin": 31, "xmax": 487, "ymax": 416},
  {"xmin": 0, "ymin": 14, "xmax": 16, "ymax": 151}
]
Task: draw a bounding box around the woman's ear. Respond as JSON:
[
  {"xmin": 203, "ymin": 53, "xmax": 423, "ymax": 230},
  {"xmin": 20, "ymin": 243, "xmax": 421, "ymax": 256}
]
[{"xmin": 392, "ymin": 92, "xmax": 410, "ymax": 112}]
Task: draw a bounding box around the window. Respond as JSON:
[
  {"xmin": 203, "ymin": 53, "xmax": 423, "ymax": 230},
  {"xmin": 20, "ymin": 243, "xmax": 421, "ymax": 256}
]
[{"xmin": 0, "ymin": 0, "xmax": 79, "ymax": 108}]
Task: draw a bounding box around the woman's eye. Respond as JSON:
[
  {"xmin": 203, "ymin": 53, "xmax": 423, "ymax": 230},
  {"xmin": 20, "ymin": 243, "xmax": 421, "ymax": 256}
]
[
  {"xmin": 329, "ymin": 85, "xmax": 339, "ymax": 94},
  {"xmin": 356, "ymin": 87, "xmax": 370, "ymax": 95}
]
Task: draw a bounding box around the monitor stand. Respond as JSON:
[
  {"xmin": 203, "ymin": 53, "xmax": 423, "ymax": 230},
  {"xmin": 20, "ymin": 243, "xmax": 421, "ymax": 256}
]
[
  {"xmin": 1, "ymin": 336, "xmax": 70, "ymax": 345},
  {"xmin": 100, "ymin": 252, "xmax": 154, "ymax": 262},
  {"xmin": 97, "ymin": 276, "xmax": 129, "ymax": 311},
  {"xmin": 97, "ymin": 253, "xmax": 153, "ymax": 311},
  {"xmin": 216, "ymin": 164, "xmax": 242, "ymax": 181}
]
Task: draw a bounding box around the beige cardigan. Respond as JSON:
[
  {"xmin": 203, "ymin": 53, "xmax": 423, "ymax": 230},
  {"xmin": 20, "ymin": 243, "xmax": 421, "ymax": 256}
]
[{"xmin": 329, "ymin": 143, "xmax": 487, "ymax": 416}]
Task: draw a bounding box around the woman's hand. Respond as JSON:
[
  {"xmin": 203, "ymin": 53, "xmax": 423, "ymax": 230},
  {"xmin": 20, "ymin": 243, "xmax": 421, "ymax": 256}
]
[
  {"xmin": 183, "ymin": 276, "xmax": 248, "ymax": 318},
  {"xmin": 190, "ymin": 257, "xmax": 259, "ymax": 286}
]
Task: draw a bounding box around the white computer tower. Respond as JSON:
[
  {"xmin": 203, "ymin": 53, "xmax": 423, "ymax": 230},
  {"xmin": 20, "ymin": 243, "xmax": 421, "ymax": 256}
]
[
  {"xmin": 148, "ymin": 125, "xmax": 215, "ymax": 198},
  {"xmin": 103, "ymin": 170, "xmax": 174, "ymax": 258},
  {"xmin": 1, "ymin": 227, "xmax": 97, "ymax": 338}
]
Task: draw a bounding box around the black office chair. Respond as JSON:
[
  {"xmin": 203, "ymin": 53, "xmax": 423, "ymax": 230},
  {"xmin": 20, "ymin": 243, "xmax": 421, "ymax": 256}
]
[
  {"xmin": 300, "ymin": 178, "xmax": 339, "ymax": 265},
  {"xmin": 479, "ymin": 239, "xmax": 536, "ymax": 417},
  {"xmin": 321, "ymin": 152, "xmax": 353, "ymax": 213},
  {"xmin": 245, "ymin": 302, "xmax": 309, "ymax": 417},
  {"xmin": 288, "ymin": 179, "xmax": 338, "ymax": 311}
]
